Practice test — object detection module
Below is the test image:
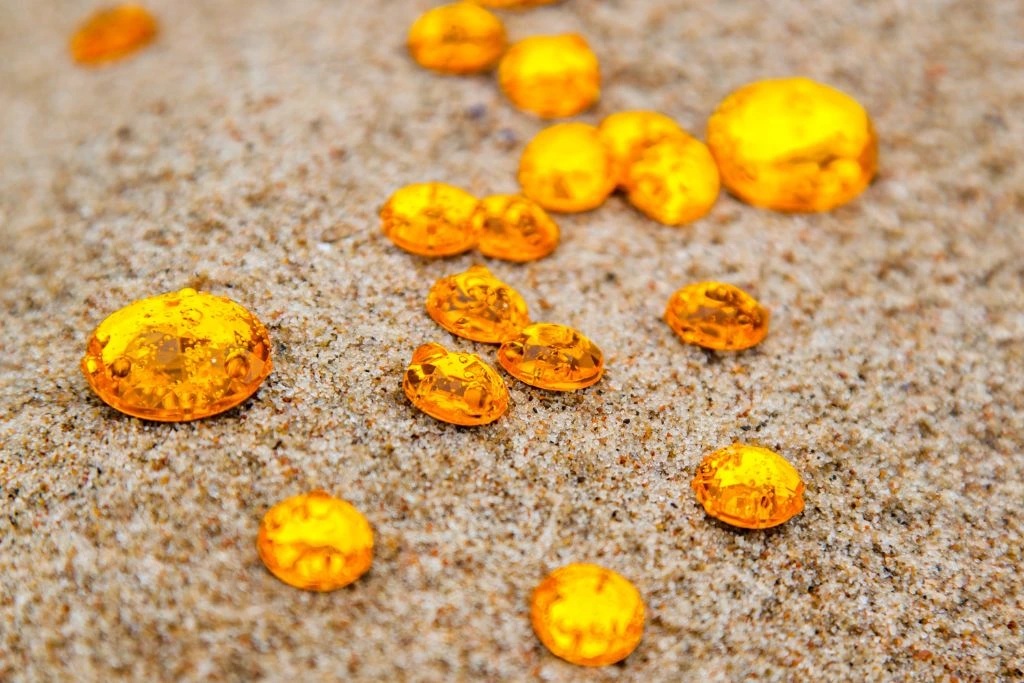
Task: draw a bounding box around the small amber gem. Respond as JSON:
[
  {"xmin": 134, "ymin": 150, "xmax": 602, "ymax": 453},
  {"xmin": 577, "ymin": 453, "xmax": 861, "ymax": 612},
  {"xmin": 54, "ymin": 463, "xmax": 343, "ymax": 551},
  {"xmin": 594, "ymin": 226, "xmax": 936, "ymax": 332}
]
[
  {"xmin": 380, "ymin": 182, "xmax": 479, "ymax": 257},
  {"xmin": 426, "ymin": 265, "xmax": 530, "ymax": 343},
  {"xmin": 598, "ymin": 111, "xmax": 686, "ymax": 186},
  {"xmin": 404, "ymin": 343, "xmax": 509, "ymax": 425},
  {"xmin": 691, "ymin": 444, "xmax": 805, "ymax": 529},
  {"xmin": 498, "ymin": 34, "xmax": 600, "ymax": 119},
  {"xmin": 472, "ymin": 194, "xmax": 559, "ymax": 261},
  {"xmin": 407, "ymin": 2, "xmax": 506, "ymax": 75},
  {"xmin": 69, "ymin": 4, "xmax": 158, "ymax": 66},
  {"xmin": 530, "ymin": 563, "xmax": 645, "ymax": 667},
  {"xmin": 664, "ymin": 282, "xmax": 768, "ymax": 351},
  {"xmin": 518, "ymin": 123, "xmax": 616, "ymax": 213},
  {"xmin": 498, "ymin": 322, "xmax": 603, "ymax": 391},
  {"xmin": 81, "ymin": 288, "xmax": 272, "ymax": 421},
  {"xmin": 257, "ymin": 490, "xmax": 374, "ymax": 591},
  {"xmin": 625, "ymin": 136, "xmax": 721, "ymax": 226},
  {"xmin": 707, "ymin": 77, "xmax": 878, "ymax": 212}
]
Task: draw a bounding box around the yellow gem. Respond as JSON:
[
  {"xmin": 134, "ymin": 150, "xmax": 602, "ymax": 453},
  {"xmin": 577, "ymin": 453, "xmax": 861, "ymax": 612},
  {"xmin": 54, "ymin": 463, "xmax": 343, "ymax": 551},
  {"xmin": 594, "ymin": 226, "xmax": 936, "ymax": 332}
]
[
  {"xmin": 498, "ymin": 34, "xmax": 600, "ymax": 118},
  {"xmin": 530, "ymin": 563, "xmax": 645, "ymax": 667},
  {"xmin": 472, "ymin": 194, "xmax": 559, "ymax": 261},
  {"xmin": 426, "ymin": 265, "xmax": 530, "ymax": 343},
  {"xmin": 81, "ymin": 288, "xmax": 272, "ymax": 421},
  {"xmin": 407, "ymin": 2, "xmax": 506, "ymax": 75},
  {"xmin": 691, "ymin": 444, "xmax": 805, "ymax": 529},
  {"xmin": 598, "ymin": 110, "xmax": 686, "ymax": 186},
  {"xmin": 626, "ymin": 136, "xmax": 720, "ymax": 226},
  {"xmin": 707, "ymin": 77, "xmax": 878, "ymax": 212},
  {"xmin": 380, "ymin": 182, "xmax": 479, "ymax": 257},
  {"xmin": 498, "ymin": 322, "xmax": 603, "ymax": 391},
  {"xmin": 664, "ymin": 281, "xmax": 769, "ymax": 351},
  {"xmin": 404, "ymin": 343, "xmax": 509, "ymax": 425},
  {"xmin": 518, "ymin": 123, "xmax": 616, "ymax": 213},
  {"xmin": 69, "ymin": 4, "xmax": 158, "ymax": 66},
  {"xmin": 257, "ymin": 490, "xmax": 374, "ymax": 591}
]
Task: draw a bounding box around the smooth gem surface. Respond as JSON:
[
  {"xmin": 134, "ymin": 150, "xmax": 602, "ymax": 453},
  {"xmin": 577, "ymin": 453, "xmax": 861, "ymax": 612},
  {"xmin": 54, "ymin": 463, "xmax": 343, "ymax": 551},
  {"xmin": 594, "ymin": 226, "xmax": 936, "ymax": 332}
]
[
  {"xmin": 472, "ymin": 194, "xmax": 560, "ymax": 261},
  {"xmin": 380, "ymin": 182, "xmax": 479, "ymax": 256},
  {"xmin": 498, "ymin": 322, "xmax": 604, "ymax": 391},
  {"xmin": 498, "ymin": 34, "xmax": 600, "ymax": 118},
  {"xmin": 425, "ymin": 265, "xmax": 530, "ymax": 343},
  {"xmin": 407, "ymin": 2, "xmax": 506, "ymax": 75},
  {"xmin": 664, "ymin": 281, "xmax": 769, "ymax": 351},
  {"xmin": 70, "ymin": 4, "xmax": 157, "ymax": 66},
  {"xmin": 81, "ymin": 288, "xmax": 272, "ymax": 421},
  {"xmin": 598, "ymin": 110, "xmax": 686, "ymax": 186},
  {"xmin": 518, "ymin": 123, "xmax": 616, "ymax": 213},
  {"xmin": 404, "ymin": 343, "xmax": 509, "ymax": 425},
  {"xmin": 626, "ymin": 136, "xmax": 720, "ymax": 226}
]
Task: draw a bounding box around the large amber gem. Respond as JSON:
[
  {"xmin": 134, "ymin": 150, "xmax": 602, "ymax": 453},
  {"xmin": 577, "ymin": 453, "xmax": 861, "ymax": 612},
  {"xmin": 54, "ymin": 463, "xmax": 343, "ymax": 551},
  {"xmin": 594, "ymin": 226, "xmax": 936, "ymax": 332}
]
[
  {"xmin": 425, "ymin": 265, "xmax": 530, "ymax": 343},
  {"xmin": 380, "ymin": 182, "xmax": 480, "ymax": 257},
  {"xmin": 403, "ymin": 343, "xmax": 509, "ymax": 425},
  {"xmin": 664, "ymin": 281, "xmax": 768, "ymax": 351},
  {"xmin": 497, "ymin": 322, "xmax": 604, "ymax": 391}
]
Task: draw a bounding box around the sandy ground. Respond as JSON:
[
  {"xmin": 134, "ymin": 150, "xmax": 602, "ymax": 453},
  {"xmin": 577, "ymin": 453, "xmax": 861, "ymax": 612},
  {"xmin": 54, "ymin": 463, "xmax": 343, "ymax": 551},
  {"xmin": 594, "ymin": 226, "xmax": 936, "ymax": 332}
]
[{"xmin": 1, "ymin": 0, "xmax": 1023, "ymax": 680}]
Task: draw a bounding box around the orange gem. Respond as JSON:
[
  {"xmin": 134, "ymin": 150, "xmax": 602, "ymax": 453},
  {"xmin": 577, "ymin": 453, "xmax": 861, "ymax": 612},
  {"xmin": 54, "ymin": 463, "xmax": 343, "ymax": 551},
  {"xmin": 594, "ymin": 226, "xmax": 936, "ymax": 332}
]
[
  {"xmin": 407, "ymin": 2, "xmax": 506, "ymax": 75},
  {"xmin": 597, "ymin": 110, "xmax": 686, "ymax": 186},
  {"xmin": 257, "ymin": 490, "xmax": 374, "ymax": 591},
  {"xmin": 472, "ymin": 194, "xmax": 559, "ymax": 261},
  {"xmin": 69, "ymin": 4, "xmax": 158, "ymax": 66},
  {"xmin": 404, "ymin": 343, "xmax": 509, "ymax": 425},
  {"xmin": 498, "ymin": 322, "xmax": 604, "ymax": 391},
  {"xmin": 498, "ymin": 34, "xmax": 600, "ymax": 118},
  {"xmin": 518, "ymin": 123, "xmax": 616, "ymax": 213},
  {"xmin": 81, "ymin": 288, "xmax": 272, "ymax": 421},
  {"xmin": 380, "ymin": 182, "xmax": 479, "ymax": 257},
  {"xmin": 664, "ymin": 282, "xmax": 768, "ymax": 351},
  {"xmin": 426, "ymin": 265, "xmax": 530, "ymax": 343},
  {"xmin": 625, "ymin": 136, "xmax": 720, "ymax": 226}
]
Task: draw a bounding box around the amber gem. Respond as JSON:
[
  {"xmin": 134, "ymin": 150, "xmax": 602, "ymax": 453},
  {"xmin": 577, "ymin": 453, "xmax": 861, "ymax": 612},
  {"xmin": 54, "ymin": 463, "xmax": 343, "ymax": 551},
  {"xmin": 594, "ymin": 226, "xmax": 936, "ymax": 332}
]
[
  {"xmin": 498, "ymin": 34, "xmax": 600, "ymax": 118},
  {"xmin": 69, "ymin": 4, "xmax": 158, "ymax": 66},
  {"xmin": 518, "ymin": 123, "xmax": 616, "ymax": 213},
  {"xmin": 404, "ymin": 343, "xmax": 509, "ymax": 425},
  {"xmin": 81, "ymin": 288, "xmax": 272, "ymax": 421},
  {"xmin": 426, "ymin": 265, "xmax": 530, "ymax": 343},
  {"xmin": 664, "ymin": 282, "xmax": 768, "ymax": 351},
  {"xmin": 530, "ymin": 563, "xmax": 645, "ymax": 667},
  {"xmin": 407, "ymin": 2, "xmax": 506, "ymax": 75},
  {"xmin": 498, "ymin": 323, "xmax": 603, "ymax": 391},
  {"xmin": 626, "ymin": 136, "xmax": 720, "ymax": 226},
  {"xmin": 472, "ymin": 194, "xmax": 559, "ymax": 261},
  {"xmin": 380, "ymin": 182, "xmax": 479, "ymax": 256},
  {"xmin": 598, "ymin": 110, "xmax": 686, "ymax": 186},
  {"xmin": 691, "ymin": 444, "xmax": 805, "ymax": 529}
]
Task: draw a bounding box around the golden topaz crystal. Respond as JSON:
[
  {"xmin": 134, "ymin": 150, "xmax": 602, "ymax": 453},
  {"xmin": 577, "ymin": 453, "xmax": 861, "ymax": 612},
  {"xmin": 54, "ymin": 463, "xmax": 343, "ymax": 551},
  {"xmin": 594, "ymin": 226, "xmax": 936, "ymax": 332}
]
[
  {"xmin": 257, "ymin": 490, "xmax": 374, "ymax": 591},
  {"xmin": 380, "ymin": 182, "xmax": 479, "ymax": 256},
  {"xmin": 472, "ymin": 194, "xmax": 560, "ymax": 261},
  {"xmin": 403, "ymin": 343, "xmax": 509, "ymax": 425},
  {"xmin": 497, "ymin": 322, "xmax": 603, "ymax": 391},
  {"xmin": 626, "ymin": 136, "xmax": 720, "ymax": 226},
  {"xmin": 498, "ymin": 34, "xmax": 600, "ymax": 118},
  {"xmin": 706, "ymin": 77, "xmax": 878, "ymax": 212},
  {"xmin": 664, "ymin": 282, "xmax": 768, "ymax": 351},
  {"xmin": 691, "ymin": 444, "xmax": 805, "ymax": 529},
  {"xmin": 518, "ymin": 123, "xmax": 616, "ymax": 213},
  {"xmin": 598, "ymin": 110, "xmax": 686, "ymax": 186},
  {"xmin": 81, "ymin": 288, "xmax": 272, "ymax": 421},
  {"xmin": 407, "ymin": 2, "xmax": 506, "ymax": 75},
  {"xmin": 530, "ymin": 563, "xmax": 645, "ymax": 667},
  {"xmin": 426, "ymin": 265, "xmax": 530, "ymax": 343},
  {"xmin": 69, "ymin": 4, "xmax": 158, "ymax": 66}
]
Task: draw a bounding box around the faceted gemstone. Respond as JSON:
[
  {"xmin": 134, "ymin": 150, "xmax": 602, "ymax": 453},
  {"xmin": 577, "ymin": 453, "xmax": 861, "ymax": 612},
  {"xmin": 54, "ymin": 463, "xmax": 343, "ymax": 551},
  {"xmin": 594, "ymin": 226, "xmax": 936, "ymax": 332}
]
[
  {"xmin": 472, "ymin": 194, "xmax": 559, "ymax": 261},
  {"xmin": 426, "ymin": 265, "xmax": 530, "ymax": 343},
  {"xmin": 380, "ymin": 182, "xmax": 479, "ymax": 257},
  {"xmin": 598, "ymin": 111, "xmax": 686, "ymax": 186},
  {"xmin": 403, "ymin": 343, "xmax": 509, "ymax": 425},
  {"xmin": 81, "ymin": 288, "xmax": 272, "ymax": 421},
  {"xmin": 664, "ymin": 281, "xmax": 769, "ymax": 351},
  {"xmin": 407, "ymin": 2, "xmax": 506, "ymax": 75},
  {"xmin": 706, "ymin": 77, "xmax": 878, "ymax": 212},
  {"xmin": 497, "ymin": 322, "xmax": 603, "ymax": 391},
  {"xmin": 691, "ymin": 444, "xmax": 805, "ymax": 529},
  {"xmin": 518, "ymin": 123, "xmax": 616, "ymax": 213},
  {"xmin": 498, "ymin": 34, "xmax": 600, "ymax": 119},
  {"xmin": 530, "ymin": 563, "xmax": 645, "ymax": 667},
  {"xmin": 257, "ymin": 490, "xmax": 374, "ymax": 591},
  {"xmin": 626, "ymin": 136, "xmax": 720, "ymax": 226},
  {"xmin": 69, "ymin": 4, "xmax": 158, "ymax": 66}
]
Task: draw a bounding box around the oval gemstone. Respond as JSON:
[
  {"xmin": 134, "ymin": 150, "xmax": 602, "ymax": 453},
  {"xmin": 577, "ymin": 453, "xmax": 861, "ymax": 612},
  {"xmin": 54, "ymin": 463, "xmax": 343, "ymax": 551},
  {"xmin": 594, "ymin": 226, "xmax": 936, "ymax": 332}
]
[
  {"xmin": 380, "ymin": 182, "xmax": 479, "ymax": 257},
  {"xmin": 257, "ymin": 490, "xmax": 374, "ymax": 591},
  {"xmin": 425, "ymin": 265, "xmax": 530, "ymax": 343},
  {"xmin": 626, "ymin": 135, "xmax": 720, "ymax": 226},
  {"xmin": 530, "ymin": 563, "xmax": 645, "ymax": 667},
  {"xmin": 69, "ymin": 4, "xmax": 158, "ymax": 66},
  {"xmin": 691, "ymin": 444, "xmax": 805, "ymax": 529},
  {"xmin": 598, "ymin": 110, "xmax": 686, "ymax": 186},
  {"xmin": 407, "ymin": 2, "xmax": 506, "ymax": 75},
  {"xmin": 497, "ymin": 322, "xmax": 604, "ymax": 391},
  {"xmin": 498, "ymin": 33, "xmax": 600, "ymax": 119},
  {"xmin": 518, "ymin": 123, "xmax": 616, "ymax": 213},
  {"xmin": 403, "ymin": 343, "xmax": 509, "ymax": 425},
  {"xmin": 664, "ymin": 281, "xmax": 768, "ymax": 351},
  {"xmin": 472, "ymin": 194, "xmax": 560, "ymax": 262},
  {"xmin": 81, "ymin": 288, "xmax": 272, "ymax": 421},
  {"xmin": 707, "ymin": 77, "xmax": 878, "ymax": 212}
]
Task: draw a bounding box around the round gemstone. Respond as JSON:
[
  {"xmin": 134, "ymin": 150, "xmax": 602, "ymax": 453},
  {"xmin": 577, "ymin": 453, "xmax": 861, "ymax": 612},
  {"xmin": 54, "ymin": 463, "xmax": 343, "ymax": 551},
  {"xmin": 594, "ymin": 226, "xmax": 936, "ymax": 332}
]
[
  {"xmin": 497, "ymin": 322, "xmax": 604, "ymax": 391},
  {"xmin": 626, "ymin": 135, "xmax": 720, "ymax": 226},
  {"xmin": 425, "ymin": 265, "xmax": 530, "ymax": 343},
  {"xmin": 598, "ymin": 110, "xmax": 686, "ymax": 186},
  {"xmin": 407, "ymin": 2, "xmax": 506, "ymax": 75},
  {"xmin": 403, "ymin": 342, "xmax": 509, "ymax": 425},
  {"xmin": 518, "ymin": 123, "xmax": 616, "ymax": 213},
  {"xmin": 498, "ymin": 34, "xmax": 600, "ymax": 119},
  {"xmin": 664, "ymin": 281, "xmax": 769, "ymax": 351},
  {"xmin": 472, "ymin": 194, "xmax": 560, "ymax": 262},
  {"xmin": 380, "ymin": 182, "xmax": 479, "ymax": 257}
]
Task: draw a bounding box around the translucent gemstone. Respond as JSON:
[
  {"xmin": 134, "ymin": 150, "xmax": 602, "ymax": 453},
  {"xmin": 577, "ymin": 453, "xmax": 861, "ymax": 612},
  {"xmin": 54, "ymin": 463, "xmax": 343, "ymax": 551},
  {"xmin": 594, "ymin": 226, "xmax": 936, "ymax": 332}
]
[
  {"xmin": 403, "ymin": 343, "xmax": 509, "ymax": 425},
  {"xmin": 518, "ymin": 123, "xmax": 616, "ymax": 213},
  {"xmin": 472, "ymin": 194, "xmax": 560, "ymax": 261},
  {"xmin": 498, "ymin": 34, "xmax": 600, "ymax": 119},
  {"xmin": 407, "ymin": 2, "xmax": 506, "ymax": 75},
  {"xmin": 257, "ymin": 490, "xmax": 374, "ymax": 591},
  {"xmin": 69, "ymin": 4, "xmax": 158, "ymax": 66},
  {"xmin": 706, "ymin": 77, "xmax": 878, "ymax": 212},
  {"xmin": 380, "ymin": 182, "xmax": 479, "ymax": 256},
  {"xmin": 425, "ymin": 265, "xmax": 530, "ymax": 343},
  {"xmin": 598, "ymin": 110, "xmax": 686, "ymax": 186},
  {"xmin": 497, "ymin": 322, "xmax": 603, "ymax": 391},
  {"xmin": 625, "ymin": 136, "xmax": 720, "ymax": 226},
  {"xmin": 80, "ymin": 288, "xmax": 272, "ymax": 421},
  {"xmin": 530, "ymin": 563, "xmax": 645, "ymax": 667},
  {"xmin": 664, "ymin": 281, "xmax": 768, "ymax": 351},
  {"xmin": 691, "ymin": 444, "xmax": 805, "ymax": 529}
]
